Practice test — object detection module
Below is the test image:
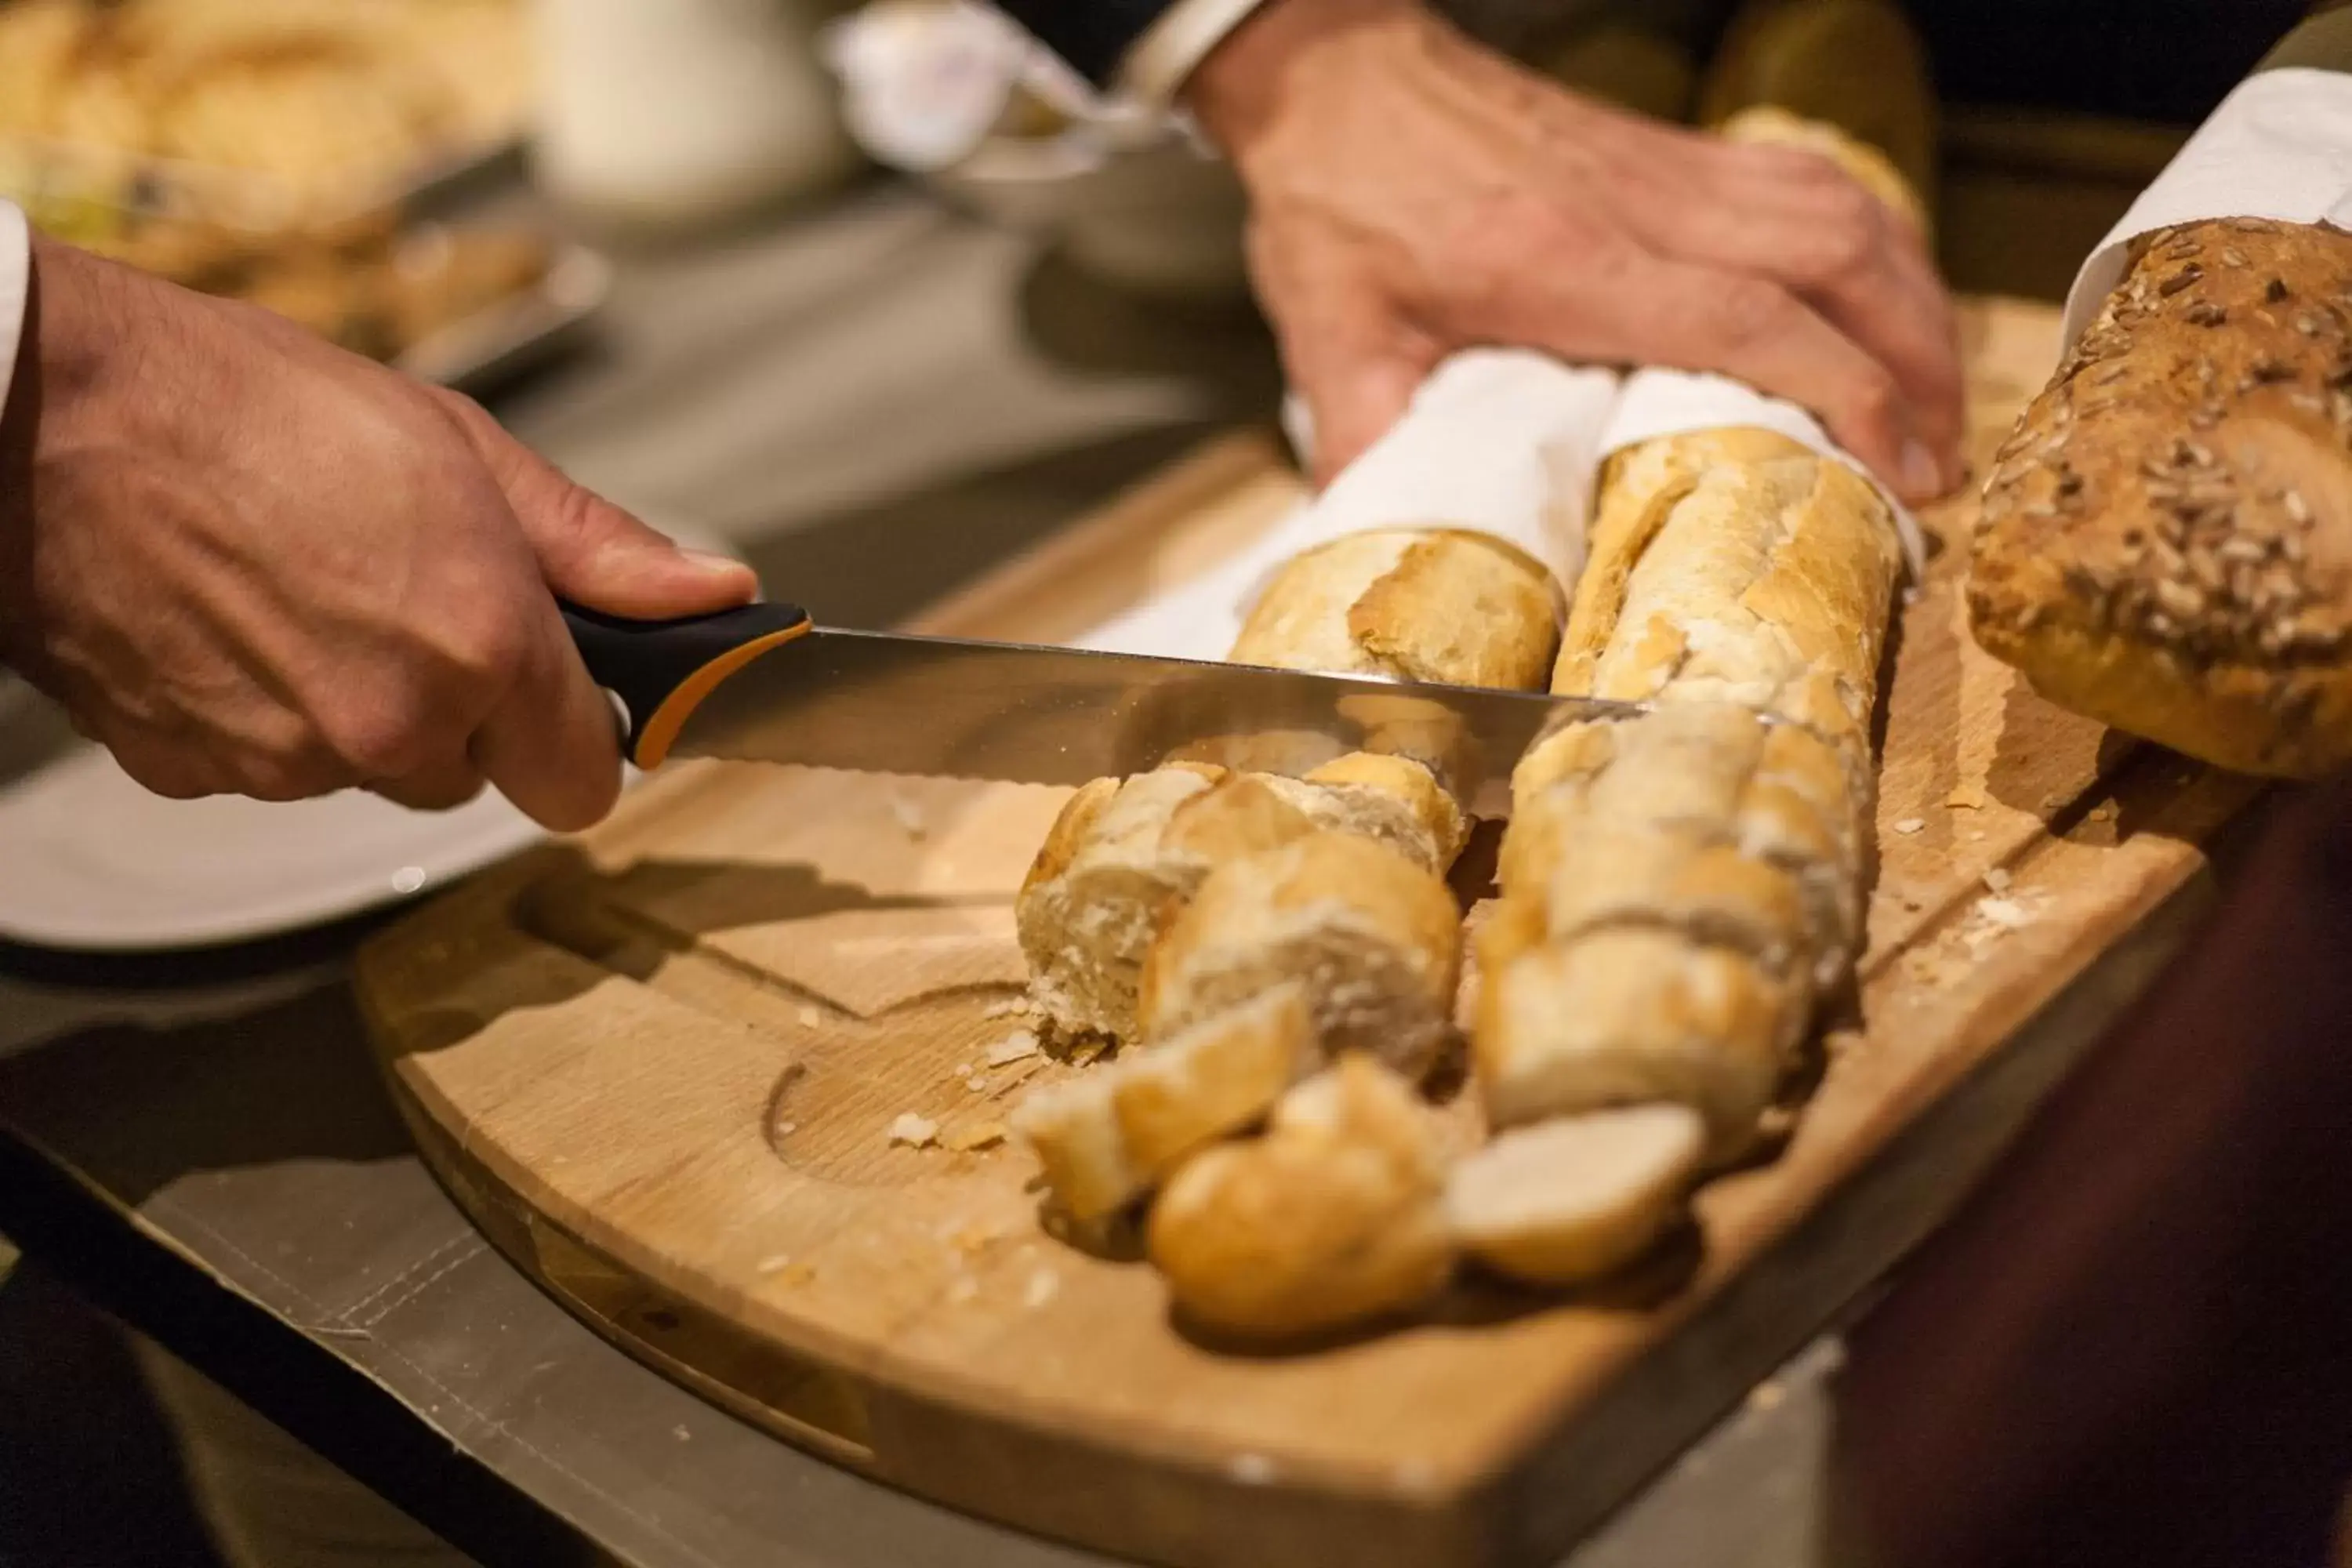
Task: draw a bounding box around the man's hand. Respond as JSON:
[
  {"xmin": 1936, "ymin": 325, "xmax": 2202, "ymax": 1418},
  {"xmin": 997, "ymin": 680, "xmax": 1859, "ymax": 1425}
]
[
  {"xmin": 0, "ymin": 238, "xmax": 757, "ymax": 830},
  {"xmin": 1184, "ymin": 0, "xmax": 1965, "ymax": 499}
]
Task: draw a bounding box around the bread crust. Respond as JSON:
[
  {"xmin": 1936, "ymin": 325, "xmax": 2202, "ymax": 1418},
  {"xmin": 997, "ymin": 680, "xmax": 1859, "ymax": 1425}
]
[
  {"xmin": 1138, "ymin": 833, "xmax": 1464, "ymax": 1082},
  {"xmin": 1148, "ymin": 1056, "xmax": 1454, "ymax": 1338},
  {"xmin": 1232, "ymin": 528, "xmax": 1563, "ymax": 688},
  {"xmin": 1481, "ymin": 410, "xmax": 1899, "ymax": 1169},
  {"xmin": 1968, "ymin": 217, "xmax": 2352, "ymax": 779},
  {"xmin": 1011, "ymin": 986, "xmax": 1321, "ymax": 1222},
  {"xmin": 1476, "ymin": 920, "xmax": 1798, "ymax": 1159}
]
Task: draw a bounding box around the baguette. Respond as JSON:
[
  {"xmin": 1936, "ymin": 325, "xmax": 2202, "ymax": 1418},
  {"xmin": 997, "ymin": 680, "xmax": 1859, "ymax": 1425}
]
[
  {"xmin": 1475, "ymin": 123, "xmax": 1911, "ymax": 1194},
  {"xmin": 1968, "ymin": 217, "xmax": 2352, "ymax": 779}
]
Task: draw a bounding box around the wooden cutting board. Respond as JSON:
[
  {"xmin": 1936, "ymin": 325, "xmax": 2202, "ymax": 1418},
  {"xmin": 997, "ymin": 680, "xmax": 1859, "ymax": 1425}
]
[{"xmin": 358, "ymin": 297, "xmax": 2265, "ymax": 1568}]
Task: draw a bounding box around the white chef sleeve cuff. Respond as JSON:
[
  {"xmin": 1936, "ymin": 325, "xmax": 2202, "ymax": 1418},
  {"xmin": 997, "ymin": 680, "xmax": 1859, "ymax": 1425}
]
[
  {"xmin": 0, "ymin": 201, "xmax": 28, "ymax": 420},
  {"xmin": 1115, "ymin": 0, "xmax": 1269, "ymax": 108}
]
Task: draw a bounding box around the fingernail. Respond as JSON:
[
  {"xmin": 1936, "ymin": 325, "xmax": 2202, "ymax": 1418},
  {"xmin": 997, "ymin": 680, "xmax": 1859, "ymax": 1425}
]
[
  {"xmin": 1899, "ymin": 439, "xmax": 1943, "ymax": 501},
  {"xmin": 679, "ymin": 546, "xmax": 746, "ymax": 575}
]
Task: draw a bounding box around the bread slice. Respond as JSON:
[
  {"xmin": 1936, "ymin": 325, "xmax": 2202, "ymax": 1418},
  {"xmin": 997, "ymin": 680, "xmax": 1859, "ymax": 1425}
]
[
  {"xmin": 1269, "ymin": 752, "xmax": 1468, "ymax": 873},
  {"xmin": 1447, "ymin": 1104, "xmax": 1706, "ymax": 1285},
  {"xmin": 1009, "ymin": 1071, "xmax": 1142, "ymax": 1224},
  {"xmin": 1149, "ymin": 1055, "xmax": 1454, "ymax": 1338},
  {"xmin": 1112, "ymin": 985, "xmax": 1321, "ymax": 1177},
  {"xmin": 1138, "ymin": 833, "xmax": 1464, "ymax": 1082},
  {"xmin": 1017, "ymin": 767, "xmax": 1227, "ymax": 1042},
  {"xmin": 1010, "ymin": 985, "xmax": 1319, "ymax": 1221},
  {"xmin": 1018, "ymin": 767, "xmax": 1324, "ymax": 1042},
  {"xmin": 1018, "ymin": 751, "xmax": 1473, "ymax": 1046},
  {"xmin": 1476, "ymin": 909, "xmax": 1800, "ymax": 1161},
  {"xmin": 1969, "ymin": 216, "xmax": 2352, "ymax": 779}
]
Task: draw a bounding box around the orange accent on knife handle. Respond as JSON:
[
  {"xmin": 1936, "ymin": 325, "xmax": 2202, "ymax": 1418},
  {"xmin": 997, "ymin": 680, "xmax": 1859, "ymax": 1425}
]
[{"xmin": 559, "ymin": 600, "xmax": 814, "ymax": 769}]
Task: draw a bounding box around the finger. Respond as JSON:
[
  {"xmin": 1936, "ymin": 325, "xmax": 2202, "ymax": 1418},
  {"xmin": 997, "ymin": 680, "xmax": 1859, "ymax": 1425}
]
[
  {"xmin": 368, "ymin": 750, "xmax": 488, "ymax": 813},
  {"xmin": 1269, "ymin": 288, "xmax": 1440, "ymax": 487},
  {"xmin": 100, "ymin": 724, "xmax": 229, "ymax": 802},
  {"xmin": 468, "ymin": 596, "xmax": 625, "ymax": 833},
  {"xmin": 1301, "ymin": 345, "xmax": 1436, "ymax": 488},
  {"xmin": 1486, "ymin": 246, "xmax": 1940, "ymax": 501},
  {"xmin": 436, "ymin": 392, "xmax": 757, "ymax": 618},
  {"xmin": 1632, "ymin": 156, "xmax": 1965, "ymax": 474}
]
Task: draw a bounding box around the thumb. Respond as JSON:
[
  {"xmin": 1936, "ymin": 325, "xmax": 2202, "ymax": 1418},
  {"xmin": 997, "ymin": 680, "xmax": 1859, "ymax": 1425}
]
[{"xmin": 437, "ymin": 391, "xmax": 757, "ymax": 618}]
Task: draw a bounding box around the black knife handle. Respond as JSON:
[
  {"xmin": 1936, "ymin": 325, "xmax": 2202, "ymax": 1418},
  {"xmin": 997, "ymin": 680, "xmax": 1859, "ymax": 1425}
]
[{"xmin": 559, "ymin": 600, "xmax": 813, "ymax": 769}]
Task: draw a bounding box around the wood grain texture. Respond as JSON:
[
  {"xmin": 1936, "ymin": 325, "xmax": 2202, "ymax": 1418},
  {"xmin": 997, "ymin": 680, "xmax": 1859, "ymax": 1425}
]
[{"xmin": 357, "ymin": 299, "xmax": 2267, "ymax": 1568}]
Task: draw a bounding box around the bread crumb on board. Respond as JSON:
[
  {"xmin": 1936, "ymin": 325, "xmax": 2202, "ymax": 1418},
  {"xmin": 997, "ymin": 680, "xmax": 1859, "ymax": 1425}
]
[
  {"xmin": 1891, "ymin": 817, "xmax": 1926, "ymax": 836},
  {"xmin": 1976, "ymin": 896, "xmax": 2034, "ymax": 931},
  {"xmin": 1228, "ymin": 1454, "xmax": 1276, "ymax": 1486},
  {"xmin": 887, "ymin": 793, "xmax": 928, "ymax": 838},
  {"xmin": 981, "ymin": 996, "xmax": 1033, "ymax": 1019},
  {"xmin": 796, "ymin": 1005, "xmax": 822, "ymax": 1029},
  {"xmin": 888, "ymin": 1112, "xmax": 939, "ymax": 1148},
  {"xmin": 1982, "ymin": 867, "xmax": 2013, "ymax": 892},
  {"xmin": 1024, "ymin": 1269, "xmax": 1059, "ymax": 1308},
  {"xmin": 1946, "ymin": 781, "xmax": 1988, "ymax": 811},
  {"xmin": 942, "ymin": 1121, "xmax": 1007, "ymax": 1152},
  {"xmin": 985, "ymin": 1029, "xmax": 1041, "ymax": 1067}
]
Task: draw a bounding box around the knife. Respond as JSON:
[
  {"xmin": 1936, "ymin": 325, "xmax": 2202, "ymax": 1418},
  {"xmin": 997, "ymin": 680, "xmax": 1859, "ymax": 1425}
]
[{"xmin": 561, "ymin": 600, "xmax": 1639, "ymax": 818}]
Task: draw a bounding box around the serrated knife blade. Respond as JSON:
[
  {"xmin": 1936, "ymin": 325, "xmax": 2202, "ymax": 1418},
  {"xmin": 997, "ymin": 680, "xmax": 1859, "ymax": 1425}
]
[{"xmin": 561, "ymin": 601, "xmax": 1637, "ymax": 818}]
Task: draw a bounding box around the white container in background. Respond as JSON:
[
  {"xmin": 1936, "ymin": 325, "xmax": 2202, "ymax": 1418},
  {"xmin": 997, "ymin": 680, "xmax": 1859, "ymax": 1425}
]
[{"xmin": 532, "ymin": 0, "xmax": 861, "ymax": 233}]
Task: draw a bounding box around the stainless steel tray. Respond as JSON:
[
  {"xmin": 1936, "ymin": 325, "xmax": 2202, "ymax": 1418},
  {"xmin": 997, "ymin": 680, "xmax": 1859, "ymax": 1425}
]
[{"xmin": 397, "ymin": 241, "xmax": 611, "ymax": 395}]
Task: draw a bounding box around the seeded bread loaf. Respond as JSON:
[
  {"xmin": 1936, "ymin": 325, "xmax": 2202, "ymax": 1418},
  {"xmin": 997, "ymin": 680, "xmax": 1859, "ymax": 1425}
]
[{"xmin": 1968, "ymin": 216, "xmax": 2352, "ymax": 779}]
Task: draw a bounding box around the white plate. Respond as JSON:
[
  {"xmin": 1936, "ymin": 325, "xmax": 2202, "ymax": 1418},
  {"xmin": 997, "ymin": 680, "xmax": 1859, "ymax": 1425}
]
[
  {"xmin": 0, "ymin": 521, "xmax": 739, "ymax": 954},
  {"xmin": 0, "ymin": 747, "xmax": 547, "ymax": 952}
]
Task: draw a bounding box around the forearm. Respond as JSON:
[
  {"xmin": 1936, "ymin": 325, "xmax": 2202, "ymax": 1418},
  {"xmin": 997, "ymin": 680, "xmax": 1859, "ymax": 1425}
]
[{"xmin": 1835, "ymin": 773, "xmax": 2352, "ymax": 1568}]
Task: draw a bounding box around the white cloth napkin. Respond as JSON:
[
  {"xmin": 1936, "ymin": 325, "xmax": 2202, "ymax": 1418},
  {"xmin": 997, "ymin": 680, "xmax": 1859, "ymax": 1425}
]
[
  {"xmin": 2062, "ymin": 67, "xmax": 2352, "ymax": 347},
  {"xmin": 1080, "ymin": 348, "xmax": 1620, "ymax": 659}
]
